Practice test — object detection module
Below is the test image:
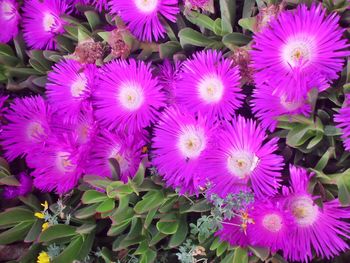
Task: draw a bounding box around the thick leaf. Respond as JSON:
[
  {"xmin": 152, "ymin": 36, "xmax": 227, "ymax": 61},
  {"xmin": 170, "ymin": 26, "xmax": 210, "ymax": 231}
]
[
  {"xmin": 286, "ymin": 124, "xmax": 312, "ymax": 147},
  {"xmin": 85, "ymin": 10, "xmax": 101, "ymax": 30},
  {"xmin": 222, "ymin": 33, "xmax": 251, "ymax": 49},
  {"xmin": 52, "ymin": 236, "xmax": 84, "ymax": 263},
  {"xmin": 107, "ymin": 220, "xmax": 131, "ymax": 236},
  {"xmin": 336, "ymin": 170, "xmax": 350, "ymax": 205},
  {"xmin": 106, "ymin": 181, "xmax": 133, "ymax": 198},
  {"xmin": 39, "ymin": 224, "xmax": 76, "ymax": 242},
  {"xmin": 95, "ymin": 198, "xmax": 115, "ymax": 213},
  {"xmin": 81, "ymin": 190, "xmax": 108, "ymax": 204},
  {"xmin": 83, "ymin": 175, "xmax": 112, "ymax": 190},
  {"xmin": 19, "ymin": 243, "xmax": 42, "ymax": 263},
  {"xmin": 0, "ymin": 222, "xmax": 33, "ymax": 245},
  {"xmin": 133, "ymin": 163, "xmax": 145, "ymax": 186},
  {"xmin": 249, "ymin": 246, "xmax": 270, "ymax": 261},
  {"xmin": 220, "ymin": 0, "xmax": 236, "ymax": 34},
  {"xmin": 24, "ymin": 220, "xmax": 42, "ymax": 243},
  {"xmin": 134, "ymin": 190, "xmax": 165, "ymax": 214},
  {"xmin": 0, "ymin": 207, "xmax": 34, "ymax": 227},
  {"xmin": 185, "ymin": 11, "xmax": 215, "ymax": 32},
  {"xmin": 140, "ymin": 248, "xmax": 157, "ymax": 263},
  {"xmin": 180, "ymin": 198, "xmax": 211, "ymax": 213},
  {"xmin": 159, "ymin": 41, "xmax": 182, "ymax": 59},
  {"xmin": 216, "ymin": 241, "xmax": 228, "ymax": 256},
  {"xmin": 169, "ymin": 215, "xmax": 188, "ymax": 248},
  {"xmin": 315, "ymin": 148, "xmax": 332, "ymax": 171},
  {"xmin": 156, "ymin": 214, "xmax": 179, "ymax": 234},
  {"xmin": 179, "ymin": 28, "xmax": 217, "ymax": 48},
  {"xmin": 76, "ymin": 223, "xmax": 96, "ymax": 235},
  {"xmin": 233, "ymin": 247, "xmax": 248, "ymax": 263},
  {"xmin": 19, "ymin": 194, "xmax": 41, "ymax": 211},
  {"xmin": 74, "ymin": 203, "xmax": 100, "ymax": 219}
]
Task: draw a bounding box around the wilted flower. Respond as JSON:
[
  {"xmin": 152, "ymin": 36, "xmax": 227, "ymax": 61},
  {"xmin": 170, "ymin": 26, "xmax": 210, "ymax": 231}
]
[
  {"xmin": 230, "ymin": 47, "xmax": 254, "ymax": 85},
  {"xmin": 254, "ymin": 3, "xmax": 284, "ymax": 32},
  {"xmin": 73, "ymin": 40, "xmax": 104, "ymax": 64},
  {"xmin": 108, "ymin": 28, "xmax": 131, "ymax": 59},
  {"xmin": 0, "ymin": 0, "xmax": 20, "ymax": 43},
  {"xmin": 109, "ymin": 0, "xmax": 179, "ymax": 42}
]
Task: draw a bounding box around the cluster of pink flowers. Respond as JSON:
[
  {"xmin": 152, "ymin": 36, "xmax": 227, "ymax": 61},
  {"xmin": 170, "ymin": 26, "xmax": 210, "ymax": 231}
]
[{"xmin": 0, "ymin": 1, "xmax": 350, "ymax": 262}]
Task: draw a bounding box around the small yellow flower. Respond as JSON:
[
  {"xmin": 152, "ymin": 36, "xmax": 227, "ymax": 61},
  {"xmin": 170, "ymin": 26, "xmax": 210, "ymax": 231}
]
[
  {"xmin": 37, "ymin": 251, "xmax": 50, "ymax": 263},
  {"xmin": 34, "ymin": 212, "xmax": 45, "ymax": 219},
  {"xmin": 41, "ymin": 201, "xmax": 49, "ymax": 211},
  {"xmin": 41, "ymin": 222, "xmax": 50, "ymax": 232}
]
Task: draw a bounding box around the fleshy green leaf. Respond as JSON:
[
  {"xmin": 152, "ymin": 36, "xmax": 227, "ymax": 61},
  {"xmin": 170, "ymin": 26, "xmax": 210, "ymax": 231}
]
[{"xmin": 39, "ymin": 224, "xmax": 77, "ymax": 242}]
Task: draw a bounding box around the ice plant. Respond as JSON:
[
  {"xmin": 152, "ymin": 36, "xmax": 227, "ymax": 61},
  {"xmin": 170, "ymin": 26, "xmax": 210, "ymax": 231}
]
[
  {"xmin": 22, "ymin": 0, "xmax": 70, "ymax": 50},
  {"xmin": 335, "ymin": 94, "xmax": 350, "ymax": 151},
  {"xmin": 109, "ymin": 0, "xmax": 179, "ymax": 42},
  {"xmin": 29, "ymin": 137, "xmax": 84, "ymax": 194},
  {"xmin": 251, "ymin": 83, "xmax": 311, "ymax": 131},
  {"xmin": 282, "ymin": 165, "xmax": 350, "ymax": 262},
  {"xmin": 252, "ymin": 4, "xmax": 349, "ymax": 100},
  {"xmin": 152, "ymin": 107, "xmax": 213, "ymax": 194},
  {"xmin": 46, "ymin": 59, "xmax": 97, "ymax": 120},
  {"xmin": 1, "ymin": 96, "xmax": 52, "ymax": 161},
  {"xmin": 0, "ymin": 0, "xmax": 20, "ymax": 43},
  {"xmin": 247, "ymin": 200, "xmax": 295, "ymax": 252},
  {"xmin": 86, "ymin": 130, "xmax": 143, "ymax": 182},
  {"xmin": 201, "ymin": 116, "xmax": 283, "ymax": 198},
  {"xmin": 93, "ymin": 59, "xmax": 165, "ymax": 133},
  {"xmin": 176, "ymin": 50, "xmax": 244, "ymax": 122}
]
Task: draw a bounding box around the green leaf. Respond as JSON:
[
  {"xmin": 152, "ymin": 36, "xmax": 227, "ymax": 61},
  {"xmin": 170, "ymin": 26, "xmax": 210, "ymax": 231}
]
[
  {"xmin": 140, "ymin": 248, "xmax": 157, "ymax": 263},
  {"xmin": 156, "ymin": 214, "xmax": 179, "ymax": 235},
  {"xmin": 0, "ymin": 54, "xmax": 19, "ymax": 66},
  {"xmin": 85, "ymin": 10, "xmax": 101, "ymax": 30},
  {"xmin": 216, "ymin": 241, "xmax": 228, "ymax": 256},
  {"xmin": 0, "ymin": 222, "xmax": 33, "ymax": 245},
  {"xmin": 233, "ymin": 247, "xmax": 248, "ymax": 263},
  {"xmin": 126, "ymin": 217, "xmax": 142, "ymax": 240},
  {"xmin": 0, "ymin": 207, "xmax": 34, "ymax": 227},
  {"xmin": 306, "ymin": 132, "xmax": 323, "ymax": 149},
  {"xmin": 106, "ymin": 181, "xmax": 133, "ymax": 198},
  {"xmin": 24, "ymin": 220, "xmax": 42, "ymax": 243},
  {"xmin": 39, "ymin": 224, "xmax": 76, "ymax": 243},
  {"xmin": 336, "ymin": 169, "xmax": 350, "ymax": 205},
  {"xmin": 179, "ymin": 28, "xmax": 217, "ymax": 48},
  {"xmin": 76, "ymin": 223, "xmax": 96, "ymax": 235},
  {"xmin": 238, "ymin": 17, "xmax": 256, "ymax": 31},
  {"xmin": 180, "ymin": 198, "xmax": 211, "ymax": 213},
  {"xmin": 149, "ymin": 232, "xmax": 167, "ymax": 246},
  {"xmin": 0, "ymin": 175, "xmax": 20, "ymax": 186},
  {"xmin": 159, "ymin": 41, "xmax": 182, "ymax": 59},
  {"xmin": 144, "ymin": 207, "xmax": 157, "ymax": 229},
  {"xmin": 74, "ymin": 203, "xmax": 100, "ymax": 219},
  {"xmin": 95, "ymin": 198, "xmax": 115, "ymax": 213},
  {"xmin": 249, "ymin": 246, "xmax": 270, "ymax": 261},
  {"xmin": 210, "ymin": 237, "xmax": 222, "ymax": 251},
  {"xmin": 185, "ymin": 11, "xmax": 215, "ymax": 32},
  {"xmin": 315, "ymin": 148, "xmax": 333, "ymax": 171},
  {"xmin": 286, "ymin": 124, "xmax": 312, "ymax": 147},
  {"xmin": 133, "ymin": 163, "xmax": 145, "ymax": 186},
  {"xmin": 83, "ymin": 175, "xmax": 112, "ymax": 190},
  {"xmin": 324, "ymin": 125, "xmax": 342, "ymax": 136},
  {"xmin": 134, "ymin": 190, "xmax": 165, "ymax": 214},
  {"xmin": 81, "ymin": 190, "xmax": 108, "ymax": 204},
  {"xmin": 19, "ymin": 194, "xmax": 41, "ymax": 211},
  {"xmin": 220, "ymin": 0, "xmax": 236, "ymax": 34},
  {"xmin": 168, "ymin": 215, "xmax": 188, "ymax": 247},
  {"xmin": 108, "ymin": 220, "xmax": 131, "ymax": 236},
  {"xmin": 222, "ymin": 33, "xmax": 252, "ymax": 49},
  {"xmin": 0, "ymin": 44, "xmax": 14, "ymax": 56},
  {"xmin": 134, "ymin": 240, "xmax": 148, "ymax": 255},
  {"xmin": 52, "ymin": 236, "xmax": 84, "ymax": 263}
]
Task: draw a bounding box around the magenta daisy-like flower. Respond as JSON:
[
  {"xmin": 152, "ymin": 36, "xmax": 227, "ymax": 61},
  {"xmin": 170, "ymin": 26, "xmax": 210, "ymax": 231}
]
[
  {"xmin": 109, "ymin": 0, "xmax": 179, "ymax": 42},
  {"xmin": 73, "ymin": 0, "xmax": 108, "ymax": 12},
  {"xmin": 1, "ymin": 96, "xmax": 52, "ymax": 162},
  {"xmin": 152, "ymin": 107, "xmax": 213, "ymax": 194},
  {"xmin": 251, "ymin": 4, "xmax": 349, "ymax": 100},
  {"xmin": 176, "ymin": 50, "xmax": 244, "ymax": 122},
  {"xmin": 247, "ymin": 199, "xmax": 295, "ymax": 252},
  {"xmin": 86, "ymin": 130, "xmax": 143, "ymax": 183},
  {"xmin": 335, "ymin": 94, "xmax": 350, "ymax": 151},
  {"xmin": 201, "ymin": 116, "xmax": 284, "ymax": 198},
  {"xmin": 22, "ymin": 0, "xmax": 70, "ymax": 50},
  {"xmin": 0, "ymin": 0, "xmax": 20, "ymax": 43},
  {"xmin": 282, "ymin": 165, "xmax": 350, "ymax": 262},
  {"xmin": 93, "ymin": 59, "xmax": 165, "ymax": 133},
  {"xmin": 251, "ymin": 83, "xmax": 311, "ymax": 132},
  {"xmin": 46, "ymin": 59, "xmax": 97, "ymax": 121},
  {"xmin": 3, "ymin": 172, "xmax": 32, "ymax": 199},
  {"xmin": 30, "ymin": 136, "xmax": 84, "ymax": 194}
]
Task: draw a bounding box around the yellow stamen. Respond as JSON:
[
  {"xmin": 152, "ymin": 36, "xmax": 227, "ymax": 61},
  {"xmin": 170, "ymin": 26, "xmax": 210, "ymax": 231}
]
[
  {"xmin": 34, "ymin": 212, "xmax": 45, "ymax": 219},
  {"xmin": 41, "ymin": 201, "xmax": 49, "ymax": 211},
  {"xmin": 37, "ymin": 251, "xmax": 50, "ymax": 263},
  {"xmin": 41, "ymin": 222, "xmax": 50, "ymax": 232}
]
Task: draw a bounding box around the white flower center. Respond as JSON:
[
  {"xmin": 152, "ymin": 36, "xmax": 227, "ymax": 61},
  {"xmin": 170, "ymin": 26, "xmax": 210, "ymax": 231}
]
[
  {"xmin": 282, "ymin": 37, "xmax": 315, "ymax": 68},
  {"xmin": 71, "ymin": 73, "xmax": 87, "ymax": 98},
  {"xmin": 227, "ymin": 151, "xmax": 259, "ymax": 179},
  {"xmin": 262, "ymin": 213, "xmax": 283, "ymax": 233},
  {"xmin": 109, "ymin": 147, "xmax": 129, "ymax": 172},
  {"xmin": 134, "ymin": 0, "xmax": 158, "ymax": 13},
  {"xmin": 198, "ymin": 75, "xmax": 224, "ymax": 103},
  {"xmin": 178, "ymin": 125, "xmax": 206, "ymax": 159},
  {"xmin": 43, "ymin": 12, "xmax": 60, "ymax": 32},
  {"xmin": 2, "ymin": 1, "xmax": 15, "ymax": 21},
  {"xmin": 56, "ymin": 151, "xmax": 76, "ymax": 173},
  {"xmin": 27, "ymin": 121, "xmax": 45, "ymax": 141},
  {"xmin": 280, "ymin": 94, "xmax": 302, "ymax": 111},
  {"xmin": 290, "ymin": 196, "xmax": 319, "ymax": 227},
  {"xmin": 118, "ymin": 82, "xmax": 144, "ymax": 111}
]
